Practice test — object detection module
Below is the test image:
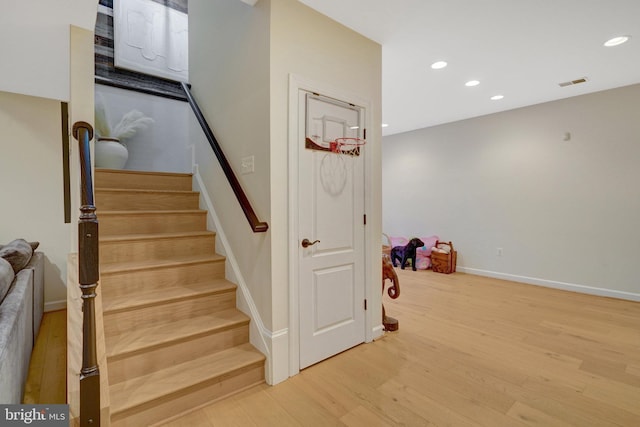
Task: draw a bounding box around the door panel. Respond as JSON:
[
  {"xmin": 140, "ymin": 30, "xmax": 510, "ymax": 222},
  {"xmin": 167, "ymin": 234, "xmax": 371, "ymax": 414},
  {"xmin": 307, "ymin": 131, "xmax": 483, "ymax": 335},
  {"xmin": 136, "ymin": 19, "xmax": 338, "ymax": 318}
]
[
  {"xmin": 299, "ymin": 92, "xmax": 365, "ymax": 369},
  {"xmin": 313, "ymin": 264, "xmax": 355, "ymax": 333}
]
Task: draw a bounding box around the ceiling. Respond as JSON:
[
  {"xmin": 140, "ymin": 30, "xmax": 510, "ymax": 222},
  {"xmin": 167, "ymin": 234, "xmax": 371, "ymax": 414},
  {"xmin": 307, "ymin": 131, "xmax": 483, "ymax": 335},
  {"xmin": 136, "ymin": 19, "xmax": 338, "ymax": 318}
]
[{"xmin": 298, "ymin": 0, "xmax": 640, "ymax": 136}]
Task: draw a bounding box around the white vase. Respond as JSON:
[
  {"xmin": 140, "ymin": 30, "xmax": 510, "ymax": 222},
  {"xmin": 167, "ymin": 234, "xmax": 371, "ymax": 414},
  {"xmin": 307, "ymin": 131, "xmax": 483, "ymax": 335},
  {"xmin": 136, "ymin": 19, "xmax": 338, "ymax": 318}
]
[{"xmin": 95, "ymin": 138, "xmax": 128, "ymax": 169}]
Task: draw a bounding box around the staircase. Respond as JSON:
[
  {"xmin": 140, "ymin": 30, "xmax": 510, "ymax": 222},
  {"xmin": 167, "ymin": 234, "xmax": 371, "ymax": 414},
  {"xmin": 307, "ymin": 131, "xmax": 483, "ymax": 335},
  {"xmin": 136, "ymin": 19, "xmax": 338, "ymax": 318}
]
[{"xmin": 95, "ymin": 169, "xmax": 265, "ymax": 427}]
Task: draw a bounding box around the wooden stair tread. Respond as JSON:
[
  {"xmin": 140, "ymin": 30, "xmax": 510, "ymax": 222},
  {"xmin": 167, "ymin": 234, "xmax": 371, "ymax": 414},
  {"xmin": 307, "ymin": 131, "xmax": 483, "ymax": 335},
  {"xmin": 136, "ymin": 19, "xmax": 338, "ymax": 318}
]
[
  {"xmin": 103, "ymin": 279, "xmax": 235, "ymax": 313},
  {"xmin": 106, "ymin": 308, "xmax": 249, "ymax": 359},
  {"xmin": 96, "ymin": 188, "xmax": 198, "ymax": 195},
  {"xmin": 96, "ymin": 168, "xmax": 192, "ymax": 177},
  {"xmin": 109, "ymin": 343, "xmax": 265, "ymax": 414},
  {"xmin": 100, "ymin": 230, "xmax": 215, "ymax": 242},
  {"xmin": 99, "ymin": 209, "xmax": 207, "ymax": 215},
  {"xmin": 100, "ymin": 254, "xmax": 225, "ymax": 274}
]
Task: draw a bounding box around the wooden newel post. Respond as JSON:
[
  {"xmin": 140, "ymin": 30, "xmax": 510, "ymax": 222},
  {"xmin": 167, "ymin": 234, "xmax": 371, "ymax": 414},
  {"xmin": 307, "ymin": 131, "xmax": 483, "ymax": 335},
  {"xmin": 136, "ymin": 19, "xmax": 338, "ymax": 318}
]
[{"xmin": 73, "ymin": 121, "xmax": 101, "ymax": 426}]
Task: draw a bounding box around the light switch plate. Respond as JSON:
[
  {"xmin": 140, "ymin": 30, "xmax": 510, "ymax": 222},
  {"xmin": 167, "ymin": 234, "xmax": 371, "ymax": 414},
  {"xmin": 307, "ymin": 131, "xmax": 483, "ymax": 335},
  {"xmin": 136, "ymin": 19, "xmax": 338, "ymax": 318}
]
[{"xmin": 241, "ymin": 155, "xmax": 255, "ymax": 174}]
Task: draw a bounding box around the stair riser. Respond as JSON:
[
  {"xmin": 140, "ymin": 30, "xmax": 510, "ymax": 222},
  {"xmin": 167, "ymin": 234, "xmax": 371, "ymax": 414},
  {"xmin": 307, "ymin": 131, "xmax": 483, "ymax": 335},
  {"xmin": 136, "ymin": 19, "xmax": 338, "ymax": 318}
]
[
  {"xmin": 108, "ymin": 325, "xmax": 249, "ymax": 385},
  {"xmin": 104, "ymin": 292, "xmax": 236, "ymax": 337},
  {"xmin": 96, "ymin": 170, "xmax": 192, "ymax": 191},
  {"xmin": 100, "ymin": 235, "xmax": 215, "ymax": 264},
  {"xmin": 100, "ymin": 261, "xmax": 226, "ymax": 298},
  {"xmin": 96, "ymin": 190, "xmax": 200, "ymax": 211},
  {"xmin": 100, "ymin": 212, "xmax": 207, "ymax": 236},
  {"xmin": 110, "ymin": 364, "xmax": 264, "ymax": 427}
]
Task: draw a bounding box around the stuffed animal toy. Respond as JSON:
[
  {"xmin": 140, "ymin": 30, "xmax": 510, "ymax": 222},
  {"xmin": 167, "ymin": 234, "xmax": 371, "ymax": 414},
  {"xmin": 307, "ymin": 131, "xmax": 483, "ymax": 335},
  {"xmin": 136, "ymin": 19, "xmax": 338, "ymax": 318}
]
[{"xmin": 390, "ymin": 237, "xmax": 425, "ymax": 271}]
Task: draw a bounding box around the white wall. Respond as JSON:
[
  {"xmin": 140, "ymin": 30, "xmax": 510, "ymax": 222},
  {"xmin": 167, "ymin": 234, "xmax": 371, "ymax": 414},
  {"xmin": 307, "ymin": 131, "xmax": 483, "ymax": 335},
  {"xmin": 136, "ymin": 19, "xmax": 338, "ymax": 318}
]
[
  {"xmin": 383, "ymin": 84, "xmax": 640, "ymax": 300},
  {"xmin": 0, "ymin": 91, "xmax": 71, "ymax": 308},
  {"xmin": 95, "ymin": 85, "xmax": 192, "ymax": 173},
  {"xmin": 0, "ymin": 1, "xmax": 98, "ymax": 101},
  {"xmin": 189, "ymin": 0, "xmax": 272, "ymax": 325}
]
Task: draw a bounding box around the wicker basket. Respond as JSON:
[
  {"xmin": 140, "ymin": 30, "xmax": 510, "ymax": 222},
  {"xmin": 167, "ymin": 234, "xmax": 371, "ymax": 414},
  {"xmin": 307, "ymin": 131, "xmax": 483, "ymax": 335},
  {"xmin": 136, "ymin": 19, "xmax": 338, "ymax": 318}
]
[{"xmin": 431, "ymin": 241, "xmax": 457, "ymax": 274}]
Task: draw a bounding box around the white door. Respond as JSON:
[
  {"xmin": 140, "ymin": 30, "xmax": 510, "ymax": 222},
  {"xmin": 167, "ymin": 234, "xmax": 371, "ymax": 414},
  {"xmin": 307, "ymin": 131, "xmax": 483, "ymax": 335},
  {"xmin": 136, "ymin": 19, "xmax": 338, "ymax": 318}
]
[{"xmin": 298, "ymin": 92, "xmax": 366, "ymax": 369}]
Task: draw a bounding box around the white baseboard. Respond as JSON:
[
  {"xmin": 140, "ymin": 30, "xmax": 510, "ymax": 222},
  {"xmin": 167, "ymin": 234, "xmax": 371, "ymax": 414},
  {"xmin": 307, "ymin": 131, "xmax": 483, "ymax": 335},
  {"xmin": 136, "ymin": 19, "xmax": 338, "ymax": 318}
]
[
  {"xmin": 371, "ymin": 324, "xmax": 385, "ymax": 341},
  {"xmin": 269, "ymin": 328, "xmax": 289, "ymax": 385},
  {"xmin": 45, "ymin": 300, "xmax": 66, "ymax": 312},
  {"xmin": 457, "ymin": 266, "xmax": 640, "ymax": 302}
]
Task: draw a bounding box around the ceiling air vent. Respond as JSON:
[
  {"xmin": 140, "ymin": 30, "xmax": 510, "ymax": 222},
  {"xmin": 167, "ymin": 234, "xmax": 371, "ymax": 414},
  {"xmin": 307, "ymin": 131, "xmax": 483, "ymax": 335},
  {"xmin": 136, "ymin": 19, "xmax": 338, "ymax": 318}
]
[{"xmin": 559, "ymin": 77, "xmax": 588, "ymax": 87}]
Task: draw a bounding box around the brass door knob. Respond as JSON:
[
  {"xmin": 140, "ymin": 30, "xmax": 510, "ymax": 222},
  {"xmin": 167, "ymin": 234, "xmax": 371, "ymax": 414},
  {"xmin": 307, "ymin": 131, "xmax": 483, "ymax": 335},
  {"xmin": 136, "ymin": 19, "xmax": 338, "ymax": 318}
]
[{"xmin": 301, "ymin": 238, "xmax": 320, "ymax": 248}]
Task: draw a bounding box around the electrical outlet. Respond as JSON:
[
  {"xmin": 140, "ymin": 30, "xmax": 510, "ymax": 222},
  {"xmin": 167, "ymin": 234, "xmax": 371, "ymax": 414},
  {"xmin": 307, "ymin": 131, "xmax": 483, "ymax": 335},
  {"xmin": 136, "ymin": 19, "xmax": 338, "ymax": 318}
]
[
  {"xmin": 241, "ymin": 155, "xmax": 254, "ymax": 174},
  {"xmin": 496, "ymin": 247, "xmax": 503, "ymax": 256}
]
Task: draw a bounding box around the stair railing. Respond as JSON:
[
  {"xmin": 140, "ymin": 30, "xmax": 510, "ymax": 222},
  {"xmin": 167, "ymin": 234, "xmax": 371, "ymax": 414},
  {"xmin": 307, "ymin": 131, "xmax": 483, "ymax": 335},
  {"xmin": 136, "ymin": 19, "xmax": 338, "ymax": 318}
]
[
  {"xmin": 181, "ymin": 82, "xmax": 268, "ymax": 233},
  {"xmin": 72, "ymin": 121, "xmax": 101, "ymax": 426}
]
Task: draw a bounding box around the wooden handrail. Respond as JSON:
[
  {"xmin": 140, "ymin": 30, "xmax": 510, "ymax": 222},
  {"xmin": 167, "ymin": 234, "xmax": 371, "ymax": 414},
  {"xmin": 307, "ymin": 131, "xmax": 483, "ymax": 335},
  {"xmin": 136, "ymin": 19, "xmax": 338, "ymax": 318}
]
[
  {"xmin": 181, "ymin": 83, "xmax": 268, "ymax": 233},
  {"xmin": 72, "ymin": 121, "xmax": 101, "ymax": 426}
]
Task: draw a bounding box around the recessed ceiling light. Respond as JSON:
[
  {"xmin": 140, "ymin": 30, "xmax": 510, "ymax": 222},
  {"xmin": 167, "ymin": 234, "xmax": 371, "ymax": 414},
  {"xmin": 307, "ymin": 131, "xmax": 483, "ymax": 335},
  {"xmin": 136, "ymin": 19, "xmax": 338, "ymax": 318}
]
[
  {"xmin": 491, "ymin": 95, "xmax": 504, "ymax": 100},
  {"xmin": 349, "ymin": 126, "xmax": 359, "ymax": 130},
  {"xmin": 431, "ymin": 61, "xmax": 448, "ymax": 69},
  {"xmin": 604, "ymin": 36, "xmax": 631, "ymax": 47},
  {"xmin": 381, "ymin": 123, "xmax": 389, "ymax": 128},
  {"xmin": 465, "ymin": 80, "xmax": 480, "ymax": 87}
]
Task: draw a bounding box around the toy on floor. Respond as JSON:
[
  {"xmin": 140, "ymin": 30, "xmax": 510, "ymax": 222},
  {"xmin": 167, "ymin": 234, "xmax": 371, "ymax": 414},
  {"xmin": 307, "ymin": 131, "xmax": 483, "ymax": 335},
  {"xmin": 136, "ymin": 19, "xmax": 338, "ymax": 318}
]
[{"xmin": 390, "ymin": 237, "xmax": 424, "ymax": 271}]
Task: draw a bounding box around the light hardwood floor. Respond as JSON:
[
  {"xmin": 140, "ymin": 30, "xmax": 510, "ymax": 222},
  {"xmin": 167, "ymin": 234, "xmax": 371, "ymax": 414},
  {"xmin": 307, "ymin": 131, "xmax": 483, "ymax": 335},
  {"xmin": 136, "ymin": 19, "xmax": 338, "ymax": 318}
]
[
  {"xmin": 27, "ymin": 270, "xmax": 640, "ymax": 426},
  {"xmin": 23, "ymin": 309, "xmax": 66, "ymax": 404}
]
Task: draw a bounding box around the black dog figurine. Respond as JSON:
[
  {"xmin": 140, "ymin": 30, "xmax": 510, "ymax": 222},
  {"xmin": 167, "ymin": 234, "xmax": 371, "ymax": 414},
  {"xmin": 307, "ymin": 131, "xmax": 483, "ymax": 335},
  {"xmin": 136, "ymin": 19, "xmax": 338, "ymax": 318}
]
[{"xmin": 390, "ymin": 238, "xmax": 425, "ymax": 271}]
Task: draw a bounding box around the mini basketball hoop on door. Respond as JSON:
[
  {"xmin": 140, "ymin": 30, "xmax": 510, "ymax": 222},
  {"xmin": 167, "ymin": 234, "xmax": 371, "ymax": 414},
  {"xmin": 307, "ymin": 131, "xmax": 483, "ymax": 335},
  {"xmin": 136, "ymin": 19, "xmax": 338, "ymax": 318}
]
[
  {"xmin": 320, "ymin": 137, "xmax": 366, "ymax": 193},
  {"xmin": 329, "ymin": 137, "xmax": 366, "ymax": 157}
]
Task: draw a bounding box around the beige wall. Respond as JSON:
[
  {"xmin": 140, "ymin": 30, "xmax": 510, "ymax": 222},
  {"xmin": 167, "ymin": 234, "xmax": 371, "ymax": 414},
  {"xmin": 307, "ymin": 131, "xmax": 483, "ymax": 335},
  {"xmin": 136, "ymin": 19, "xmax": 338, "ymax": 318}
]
[
  {"xmin": 0, "ymin": 22, "xmax": 96, "ymax": 311},
  {"xmin": 383, "ymin": 84, "xmax": 640, "ymax": 300},
  {"xmin": 0, "ymin": 14, "xmax": 98, "ymax": 311},
  {"xmin": 0, "ymin": 1, "xmax": 97, "ymax": 101},
  {"xmin": 190, "ymin": 0, "xmax": 382, "ymax": 382},
  {"xmin": 269, "ymin": 0, "xmax": 383, "ymax": 332},
  {"xmin": 0, "ymin": 91, "xmax": 70, "ymax": 307}
]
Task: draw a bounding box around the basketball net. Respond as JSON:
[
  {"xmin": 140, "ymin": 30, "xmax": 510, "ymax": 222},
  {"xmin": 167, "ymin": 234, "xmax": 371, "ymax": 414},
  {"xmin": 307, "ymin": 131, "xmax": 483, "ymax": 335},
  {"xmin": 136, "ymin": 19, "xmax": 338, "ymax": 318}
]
[
  {"xmin": 329, "ymin": 137, "xmax": 366, "ymax": 157},
  {"xmin": 319, "ymin": 137, "xmax": 366, "ymax": 194}
]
